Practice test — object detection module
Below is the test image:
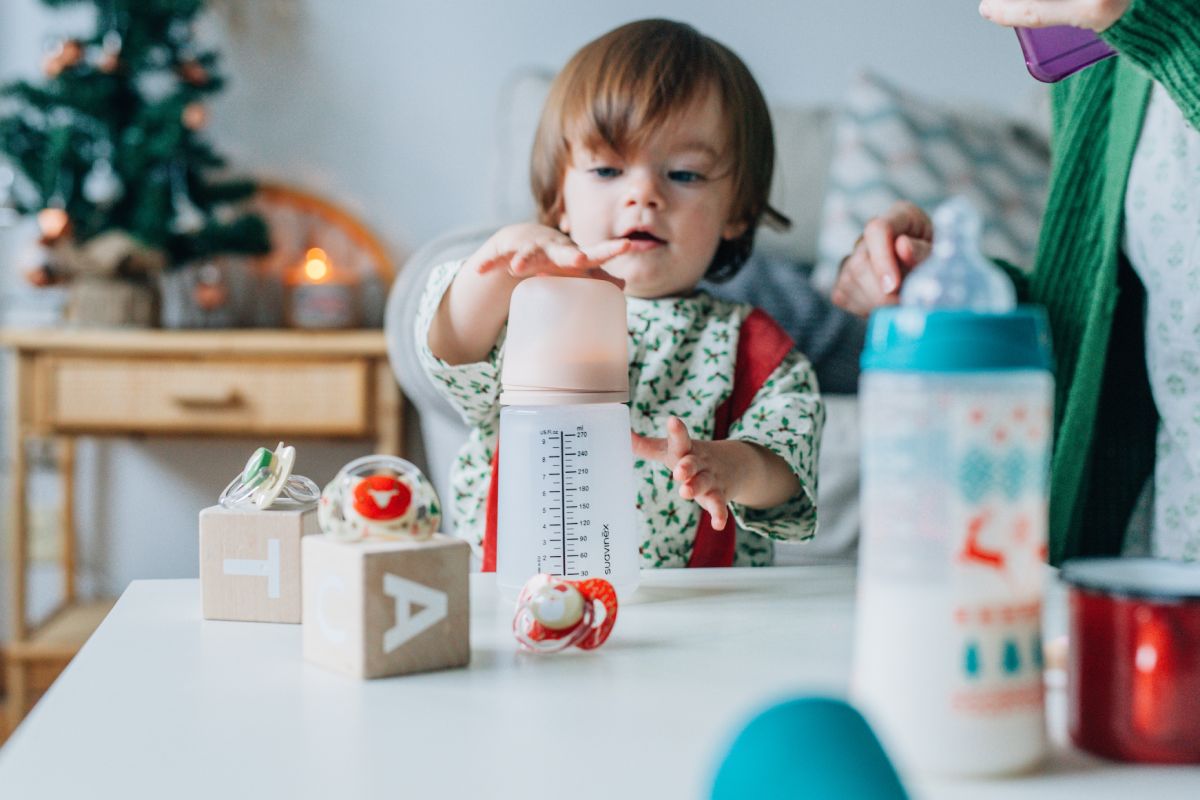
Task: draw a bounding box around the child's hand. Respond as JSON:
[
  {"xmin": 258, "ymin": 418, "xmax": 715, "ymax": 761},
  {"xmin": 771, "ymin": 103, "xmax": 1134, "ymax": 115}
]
[
  {"xmin": 632, "ymin": 416, "xmax": 740, "ymax": 531},
  {"xmin": 467, "ymin": 223, "xmax": 631, "ymax": 288}
]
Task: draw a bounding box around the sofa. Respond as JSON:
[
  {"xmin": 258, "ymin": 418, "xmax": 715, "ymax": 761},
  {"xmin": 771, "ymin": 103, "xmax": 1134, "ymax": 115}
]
[{"xmin": 384, "ymin": 68, "xmax": 1050, "ymax": 567}]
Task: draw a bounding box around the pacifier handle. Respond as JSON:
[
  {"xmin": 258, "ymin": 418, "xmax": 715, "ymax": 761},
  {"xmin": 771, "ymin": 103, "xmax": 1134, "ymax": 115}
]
[{"xmin": 574, "ymin": 578, "xmax": 618, "ymax": 650}]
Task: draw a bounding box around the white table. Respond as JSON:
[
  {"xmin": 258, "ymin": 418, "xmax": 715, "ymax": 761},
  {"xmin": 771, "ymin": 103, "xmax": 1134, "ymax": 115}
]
[{"xmin": 0, "ymin": 568, "xmax": 1197, "ymax": 799}]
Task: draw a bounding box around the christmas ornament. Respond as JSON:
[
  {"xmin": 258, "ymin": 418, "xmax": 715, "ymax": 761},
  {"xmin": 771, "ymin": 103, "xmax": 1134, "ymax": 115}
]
[
  {"xmin": 219, "ymin": 442, "xmax": 320, "ymax": 510},
  {"xmin": 135, "ymin": 69, "xmax": 176, "ymax": 102},
  {"xmin": 169, "ymin": 164, "xmax": 205, "ymax": 235},
  {"xmin": 82, "ymin": 157, "xmax": 122, "ymax": 206},
  {"xmin": 318, "ymin": 455, "xmax": 441, "ymax": 542},
  {"xmin": 43, "ymin": 39, "xmax": 84, "ymax": 77},
  {"xmin": 36, "ymin": 207, "xmax": 71, "ymax": 244},
  {"xmin": 512, "ymin": 574, "xmax": 619, "ymax": 653},
  {"xmin": 181, "ymin": 102, "xmax": 208, "ymax": 130},
  {"xmin": 192, "ymin": 262, "xmax": 228, "ymax": 311},
  {"xmin": 0, "ymin": 165, "xmax": 18, "ymax": 228},
  {"xmin": 178, "ymin": 59, "xmax": 208, "ymax": 86},
  {"xmin": 96, "ymin": 29, "xmax": 123, "ymax": 74}
]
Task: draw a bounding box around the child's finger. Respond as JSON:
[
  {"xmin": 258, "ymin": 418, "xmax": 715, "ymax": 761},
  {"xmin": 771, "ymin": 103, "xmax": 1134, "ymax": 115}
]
[
  {"xmin": 666, "ymin": 417, "xmax": 692, "ymax": 465},
  {"xmin": 544, "ymin": 243, "xmax": 590, "ymax": 269},
  {"xmin": 581, "ymin": 238, "xmax": 632, "ymax": 264},
  {"xmin": 474, "ymin": 251, "xmax": 507, "ymax": 274},
  {"xmin": 680, "ymin": 470, "xmax": 716, "ymax": 500},
  {"xmin": 630, "ymin": 431, "xmax": 667, "ymax": 462},
  {"xmin": 696, "ymin": 490, "xmax": 730, "ymax": 530},
  {"xmin": 673, "ymin": 454, "xmax": 701, "ymax": 484}
]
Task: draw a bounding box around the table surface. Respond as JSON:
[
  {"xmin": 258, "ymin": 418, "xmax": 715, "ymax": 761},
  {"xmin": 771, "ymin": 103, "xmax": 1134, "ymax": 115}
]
[{"xmin": 1, "ymin": 568, "xmax": 1197, "ymax": 799}]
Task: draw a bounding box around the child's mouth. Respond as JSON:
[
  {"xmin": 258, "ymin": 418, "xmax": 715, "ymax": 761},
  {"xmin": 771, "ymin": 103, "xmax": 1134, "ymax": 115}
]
[{"xmin": 622, "ymin": 230, "xmax": 666, "ymax": 251}]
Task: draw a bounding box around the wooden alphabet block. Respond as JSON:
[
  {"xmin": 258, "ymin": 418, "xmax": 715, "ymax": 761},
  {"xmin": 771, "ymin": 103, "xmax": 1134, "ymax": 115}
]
[
  {"xmin": 301, "ymin": 533, "xmax": 470, "ymax": 679},
  {"xmin": 199, "ymin": 505, "xmax": 317, "ymax": 623}
]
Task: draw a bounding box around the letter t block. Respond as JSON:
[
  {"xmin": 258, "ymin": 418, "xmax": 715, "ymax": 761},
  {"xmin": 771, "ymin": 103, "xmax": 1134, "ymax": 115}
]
[{"xmin": 199, "ymin": 505, "xmax": 317, "ymax": 623}]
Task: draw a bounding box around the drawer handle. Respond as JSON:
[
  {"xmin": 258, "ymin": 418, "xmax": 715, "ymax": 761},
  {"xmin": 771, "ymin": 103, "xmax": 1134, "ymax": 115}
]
[{"xmin": 172, "ymin": 389, "xmax": 244, "ymax": 410}]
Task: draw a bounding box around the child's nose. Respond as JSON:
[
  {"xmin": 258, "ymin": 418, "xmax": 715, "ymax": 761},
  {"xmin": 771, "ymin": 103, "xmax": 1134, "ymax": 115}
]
[{"xmin": 623, "ymin": 171, "xmax": 663, "ymax": 209}]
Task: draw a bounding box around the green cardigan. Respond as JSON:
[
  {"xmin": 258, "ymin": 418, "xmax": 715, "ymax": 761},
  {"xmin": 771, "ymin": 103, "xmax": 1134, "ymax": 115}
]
[{"xmin": 1009, "ymin": 0, "xmax": 1200, "ymax": 564}]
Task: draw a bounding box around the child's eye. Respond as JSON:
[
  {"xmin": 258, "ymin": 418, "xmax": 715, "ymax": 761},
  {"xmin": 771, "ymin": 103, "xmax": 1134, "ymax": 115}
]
[
  {"xmin": 590, "ymin": 166, "xmax": 622, "ymax": 179},
  {"xmin": 668, "ymin": 170, "xmax": 704, "ymax": 184}
]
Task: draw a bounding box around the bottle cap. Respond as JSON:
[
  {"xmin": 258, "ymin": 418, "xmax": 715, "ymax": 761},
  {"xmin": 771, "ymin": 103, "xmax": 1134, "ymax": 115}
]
[
  {"xmin": 501, "ymin": 276, "xmax": 629, "ymax": 405},
  {"xmin": 861, "ymin": 306, "xmax": 1054, "ymax": 373}
]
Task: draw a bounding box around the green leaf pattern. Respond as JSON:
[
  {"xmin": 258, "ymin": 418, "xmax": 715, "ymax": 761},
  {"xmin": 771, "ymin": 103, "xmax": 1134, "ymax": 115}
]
[{"xmin": 416, "ymin": 260, "xmax": 824, "ymax": 566}]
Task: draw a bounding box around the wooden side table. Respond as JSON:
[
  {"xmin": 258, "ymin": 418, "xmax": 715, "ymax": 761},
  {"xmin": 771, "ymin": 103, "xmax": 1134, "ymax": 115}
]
[{"xmin": 1, "ymin": 328, "xmax": 405, "ymax": 735}]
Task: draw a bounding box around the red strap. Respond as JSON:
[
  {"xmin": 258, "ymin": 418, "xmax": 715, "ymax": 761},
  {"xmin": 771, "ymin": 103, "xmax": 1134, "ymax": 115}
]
[
  {"xmin": 687, "ymin": 309, "xmax": 795, "ymax": 568},
  {"xmin": 483, "ymin": 308, "xmax": 795, "ymax": 572},
  {"xmin": 482, "ymin": 446, "xmax": 500, "ymax": 572}
]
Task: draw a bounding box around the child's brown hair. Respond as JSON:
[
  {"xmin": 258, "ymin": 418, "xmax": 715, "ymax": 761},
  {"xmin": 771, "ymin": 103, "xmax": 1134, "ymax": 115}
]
[{"xmin": 530, "ymin": 18, "xmax": 790, "ymax": 282}]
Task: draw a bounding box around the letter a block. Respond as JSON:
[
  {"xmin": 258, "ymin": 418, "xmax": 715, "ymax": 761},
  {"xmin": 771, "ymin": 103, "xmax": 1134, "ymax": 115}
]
[
  {"xmin": 199, "ymin": 505, "xmax": 317, "ymax": 623},
  {"xmin": 302, "ymin": 533, "xmax": 470, "ymax": 679}
]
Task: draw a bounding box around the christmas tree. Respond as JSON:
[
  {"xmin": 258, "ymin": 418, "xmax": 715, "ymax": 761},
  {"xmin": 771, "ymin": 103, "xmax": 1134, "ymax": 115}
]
[{"xmin": 0, "ymin": 0, "xmax": 269, "ymax": 278}]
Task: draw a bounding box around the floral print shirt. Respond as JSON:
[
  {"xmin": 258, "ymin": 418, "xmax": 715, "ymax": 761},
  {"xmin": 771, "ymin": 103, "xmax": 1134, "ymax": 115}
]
[
  {"xmin": 415, "ymin": 260, "xmax": 824, "ymax": 567},
  {"xmin": 1124, "ymin": 82, "xmax": 1200, "ymax": 560}
]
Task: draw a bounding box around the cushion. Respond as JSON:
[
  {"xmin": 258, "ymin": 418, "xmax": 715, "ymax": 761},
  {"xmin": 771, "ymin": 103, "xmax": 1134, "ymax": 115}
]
[{"xmin": 812, "ymin": 71, "xmax": 1050, "ymax": 293}]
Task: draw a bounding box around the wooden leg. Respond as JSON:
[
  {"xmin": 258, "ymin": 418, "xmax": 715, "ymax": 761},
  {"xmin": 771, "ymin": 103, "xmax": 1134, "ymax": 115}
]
[
  {"xmin": 9, "ymin": 354, "xmax": 30, "ymax": 642},
  {"xmin": 4, "ymin": 657, "xmax": 26, "ymax": 737},
  {"xmin": 375, "ymin": 361, "xmax": 404, "ymax": 457},
  {"xmin": 60, "ymin": 437, "xmax": 76, "ymax": 605}
]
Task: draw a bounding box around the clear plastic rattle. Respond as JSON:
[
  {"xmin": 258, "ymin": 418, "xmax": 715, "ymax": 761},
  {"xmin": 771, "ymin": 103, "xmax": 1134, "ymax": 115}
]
[
  {"xmin": 317, "ymin": 454, "xmax": 441, "ymax": 542},
  {"xmin": 219, "ymin": 442, "xmax": 320, "ymax": 510},
  {"xmin": 512, "ymin": 574, "xmax": 618, "ymax": 653}
]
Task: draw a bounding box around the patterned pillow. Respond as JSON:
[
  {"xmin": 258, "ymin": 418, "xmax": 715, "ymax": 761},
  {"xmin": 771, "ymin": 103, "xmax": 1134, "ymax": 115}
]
[{"xmin": 812, "ymin": 71, "xmax": 1050, "ymax": 293}]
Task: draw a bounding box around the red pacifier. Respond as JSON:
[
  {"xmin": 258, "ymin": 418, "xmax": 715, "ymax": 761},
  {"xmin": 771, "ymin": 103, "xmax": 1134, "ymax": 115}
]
[{"xmin": 512, "ymin": 574, "xmax": 618, "ymax": 653}]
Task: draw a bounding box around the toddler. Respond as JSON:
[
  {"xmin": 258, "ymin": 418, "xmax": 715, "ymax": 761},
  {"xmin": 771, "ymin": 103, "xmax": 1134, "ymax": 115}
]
[{"xmin": 417, "ymin": 18, "xmax": 824, "ymax": 568}]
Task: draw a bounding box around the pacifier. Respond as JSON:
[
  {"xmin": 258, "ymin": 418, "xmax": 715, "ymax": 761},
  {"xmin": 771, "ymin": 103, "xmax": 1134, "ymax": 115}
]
[
  {"xmin": 318, "ymin": 454, "xmax": 441, "ymax": 542},
  {"xmin": 512, "ymin": 574, "xmax": 618, "ymax": 653},
  {"xmin": 219, "ymin": 442, "xmax": 320, "ymax": 510}
]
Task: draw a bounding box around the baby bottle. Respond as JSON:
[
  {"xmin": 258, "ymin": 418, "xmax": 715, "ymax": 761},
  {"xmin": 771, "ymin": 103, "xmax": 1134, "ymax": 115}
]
[
  {"xmin": 852, "ymin": 197, "xmax": 1054, "ymax": 776},
  {"xmin": 496, "ymin": 276, "xmax": 640, "ymax": 600}
]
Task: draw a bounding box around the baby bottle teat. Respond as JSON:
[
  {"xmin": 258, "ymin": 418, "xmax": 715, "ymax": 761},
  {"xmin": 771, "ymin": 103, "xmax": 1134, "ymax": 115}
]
[
  {"xmin": 501, "ymin": 276, "xmax": 629, "ymax": 405},
  {"xmin": 899, "ymin": 196, "xmax": 1016, "ymax": 313}
]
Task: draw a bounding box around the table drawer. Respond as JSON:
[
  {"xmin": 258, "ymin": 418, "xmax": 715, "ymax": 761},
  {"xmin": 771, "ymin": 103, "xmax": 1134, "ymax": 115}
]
[{"xmin": 42, "ymin": 357, "xmax": 370, "ymax": 435}]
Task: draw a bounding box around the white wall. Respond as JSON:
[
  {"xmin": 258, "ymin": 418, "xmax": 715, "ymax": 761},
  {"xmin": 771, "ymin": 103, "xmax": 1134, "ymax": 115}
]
[{"xmin": 0, "ymin": 0, "xmax": 1037, "ymax": 635}]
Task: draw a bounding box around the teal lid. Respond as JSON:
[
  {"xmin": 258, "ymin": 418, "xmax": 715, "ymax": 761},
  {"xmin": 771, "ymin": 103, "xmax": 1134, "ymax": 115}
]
[{"xmin": 862, "ymin": 306, "xmax": 1053, "ymax": 373}]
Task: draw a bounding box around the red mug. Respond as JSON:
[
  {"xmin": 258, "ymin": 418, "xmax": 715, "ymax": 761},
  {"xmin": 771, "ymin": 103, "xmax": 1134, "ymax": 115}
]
[{"xmin": 1061, "ymin": 558, "xmax": 1200, "ymax": 763}]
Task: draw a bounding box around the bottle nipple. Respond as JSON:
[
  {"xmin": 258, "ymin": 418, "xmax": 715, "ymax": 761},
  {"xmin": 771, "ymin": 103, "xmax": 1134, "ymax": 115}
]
[{"xmin": 899, "ymin": 196, "xmax": 1016, "ymax": 313}]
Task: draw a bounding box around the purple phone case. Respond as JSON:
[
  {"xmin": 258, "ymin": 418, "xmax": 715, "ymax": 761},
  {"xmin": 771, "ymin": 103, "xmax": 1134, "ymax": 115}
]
[{"xmin": 1015, "ymin": 26, "xmax": 1115, "ymax": 83}]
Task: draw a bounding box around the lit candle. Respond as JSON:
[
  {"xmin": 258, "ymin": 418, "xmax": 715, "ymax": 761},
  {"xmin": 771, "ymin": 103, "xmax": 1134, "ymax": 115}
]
[{"xmin": 286, "ymin": 247, "xmax": 360, "ymax": 328}]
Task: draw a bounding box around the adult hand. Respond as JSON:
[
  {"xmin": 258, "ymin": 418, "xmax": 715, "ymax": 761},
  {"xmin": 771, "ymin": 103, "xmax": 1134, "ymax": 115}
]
[
  {"xmin": 978, "ymin": 0, "xmax": 1131, "ymax": 33},
  {"xmin": 632, "ymin": 416, "xmax": 738, "ymax": 531},
  {"xmin": 830, "ymin": 201, "xmax": 933, "ymax": 318},
  {"xmin": 468, "ymin": 222, "xmax": 630, "ymax": 288}
]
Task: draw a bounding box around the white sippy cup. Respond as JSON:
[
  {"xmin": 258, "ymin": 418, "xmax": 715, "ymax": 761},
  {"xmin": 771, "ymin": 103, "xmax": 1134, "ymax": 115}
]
[
  {"xmin": 852, "ymin": 197, "xmax": 1054, "ymax": 776},
  {"xmin": 496, "ymin": 276, "xmax": 641, "ymax": 600}
]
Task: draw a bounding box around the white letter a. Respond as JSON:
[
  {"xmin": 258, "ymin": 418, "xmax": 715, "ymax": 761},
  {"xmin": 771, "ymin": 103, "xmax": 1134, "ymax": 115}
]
[{"xmin": 382, "ymin": 574, "xmax": 448, "ymax": 654}]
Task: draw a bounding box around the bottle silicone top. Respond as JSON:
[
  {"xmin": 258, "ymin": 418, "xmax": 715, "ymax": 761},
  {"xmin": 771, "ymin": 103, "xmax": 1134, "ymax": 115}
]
[
  {"xmin": 500, "ymin": 276, "xmax": 629, "ymax": 405},
  {"xmin": 899, "ymin": 196, "xmax": 1017, "ymax": 313}
]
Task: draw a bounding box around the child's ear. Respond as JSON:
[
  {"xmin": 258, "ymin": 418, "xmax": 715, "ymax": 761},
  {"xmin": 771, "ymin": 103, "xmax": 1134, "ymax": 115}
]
[
  {"xmin": 722, "ymin": 218, "xmax": 748, "ymax": 241},
  {"xmin": 558, "ymin": 209, "xmax": 571, "ymax": 235}
]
